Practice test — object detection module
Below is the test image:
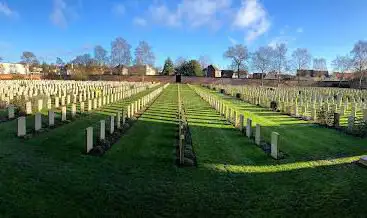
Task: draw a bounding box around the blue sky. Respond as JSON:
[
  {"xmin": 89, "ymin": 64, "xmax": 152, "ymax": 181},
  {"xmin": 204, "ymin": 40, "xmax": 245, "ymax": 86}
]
[{"xmin": 1, "ymin": 0, "xmax": 367, "ymax": 70}]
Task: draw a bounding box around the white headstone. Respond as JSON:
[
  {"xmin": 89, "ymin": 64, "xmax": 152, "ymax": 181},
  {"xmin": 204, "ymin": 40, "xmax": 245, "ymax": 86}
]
[
  {"xmin": 85, "ymin": 127, "xmax": 93, "ymax": 153},
  {"xmin": 110, "ymin": 116, "xmax": 115, "ymax": 134},
  {"xmin": 48, "ymin": 110, "xmax": 55, "ymax": 126},
  {"xmin": 271, "ymin": 132, "xmax": 279, "ymax": 159},
  {"xmin": 61, "ymin": 106, "xmax": 67, "ymax": 121},
  {"xmin": 255, "ymin": 124, "xmax": 261, "ymax": 145},
  {"xmin": 246, "ymin": 118, "xmax": 252, "ymax": 138},
  {"xmin": 35, "ymin": 113, "xmax": 42, "ymax": 131},
  {"xmin": 100, "ymin": 120, "xmax": 105, "ymax": 140},
  {"xmin": 8, "ymin": 105, "xmax": 15, "ymax": 119},
  {"xmin": 17, "ymin": 116, "xmax": 26, "ymax": 137}
]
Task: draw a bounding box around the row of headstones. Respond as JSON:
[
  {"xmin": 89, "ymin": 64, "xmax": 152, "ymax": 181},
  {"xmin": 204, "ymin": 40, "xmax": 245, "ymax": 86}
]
[
  {"xmin": 1, "ymin": 80, "xmax": 153, "ymax": 103},
  {"xmin": 1, "ymin": 80, "xmax": 157, "ymax": 108},
  {"xmin": 85, "ymin": 83, "xmax": 170, "ymax": 153},
  {"xmin": 208, "ymin": 85, "xmax": 367, "ymax": 129},
  {"xmin": 177, "ymin": 84, "xmax": 187, "ymax": 165},
  {"xmin": 191, "ymin": 85, "xmax": 280, "ymax": 159},
  {"xmin": 15, "ymin": 83, "xmax": 158, "ymax": 137},
  {"xmin": 211, "ymin": 84, "xmax": 367, "ymax": 113},
  {"xmin": 20, "ymin": 84, "xmax": 151, "ymax": 115},
  {"xmin": 212, "ymin": 84, "xmax": 367, "ymax": 101}
]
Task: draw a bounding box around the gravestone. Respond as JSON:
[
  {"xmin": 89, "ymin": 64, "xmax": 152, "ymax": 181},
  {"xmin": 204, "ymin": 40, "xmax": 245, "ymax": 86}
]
[
  {"xmin": 17, "ymin": 116, "xmax": 26, "ymax": 137},
  {"xmin": 110, "ymin": 116, "xmax": 115, "ymax": 134},
  {"xmin": 271, "ymin": 132, "xmax": 280, "ymax": 159},
  {"xmin": 85, "ymin": 127, "xmax": 93, "ymax": 153},
  {"xmin": 61, "ymin": 106, "xmax": 67, "ymax": 121},
  {"xmin": 246, "ymin": 118, "xmax": 252, "ymax": 138},
  {"xmin": 35, "ymin": 113, "xmax": 42, "ymax": 131},
  {"xmin": 239, "ymin": 114, "xmax": 244, "ymax": 132},
  {"xmin": 48, "ymin": 110, "xmax": 55, "ymax": 126},
  {"xmin": 8, "ymin": 105, "xmax": 15, "ymax": 119},
  {"xmin": 26, "ymin": 102, "xmax": 32, "ymax": 115},
  {"xmin": 100, "ymin": 120, "xmax": 106, "ymax": 140},
  {"xmin": 255, "ymin": 124, "xmax": 261, "ymax": 145}
]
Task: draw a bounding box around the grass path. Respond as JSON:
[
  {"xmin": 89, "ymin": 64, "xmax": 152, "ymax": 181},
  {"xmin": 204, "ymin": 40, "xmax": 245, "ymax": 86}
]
[
  {"xmin": 196, "ymin": 85, "xmax": 367, "ymax": 162},
  {"xmin": 0, "ymin": 84, "xmax": 366, "ymax": 217}
]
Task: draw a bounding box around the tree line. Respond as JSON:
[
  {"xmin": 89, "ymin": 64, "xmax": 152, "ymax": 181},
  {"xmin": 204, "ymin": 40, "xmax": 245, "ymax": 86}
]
[{"xmin": 221, "ymin": 40, "xmax": 367, "ymax": 88}]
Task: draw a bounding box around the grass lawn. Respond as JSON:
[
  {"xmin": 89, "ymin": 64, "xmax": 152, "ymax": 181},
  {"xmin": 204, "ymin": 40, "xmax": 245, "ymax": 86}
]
[{"xmin": 0, "ymin": 84, "xmax": 366, "ymax": 217}]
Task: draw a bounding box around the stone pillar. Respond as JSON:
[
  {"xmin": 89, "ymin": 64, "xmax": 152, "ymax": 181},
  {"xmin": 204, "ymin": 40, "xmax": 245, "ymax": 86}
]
[
  {"xmin": 17, "ymin": 116, "xmax": 26, "ymax": 137},
  {"xmin": 85, "ymin": 127, "xmax": 93, "ymax": 153},
  {"xmin": 255, "ymin": 124, "xmax": 261, "ymax": 145},
  {"xmin": 26, "ymin": 101, "xmax": 32, "ymax": 115},
  {"xmin": 35, "ymin": 113, "xmax": 42, "ymax": 131},
  {"xmin": 271, "ymin": 132, "xmax": 279, "ymax": 159},
  {"xmin": 8, "ymin": 105, "xmax": 15, "ymax": 119},
  {"xmin": 61, "ymin": 106, "xmax": 67, "ymax": 121},
  {"xmin": 246, "ymin": 118, "xmax": 252, "ymax": 138},
  {"xmin": 100, "ymin": 120, "xmax": 106, "ymax": 140},
  {"xmin": 48, "ymin": 110, "xmax": 55, "ymax": 126},
  {"xmin": 66, "ymin": 95, "xmax": 71, "ymax": 104},
  {"xmin": 127, "ymin": 106, "xmax": 131, "ymax": 118}
]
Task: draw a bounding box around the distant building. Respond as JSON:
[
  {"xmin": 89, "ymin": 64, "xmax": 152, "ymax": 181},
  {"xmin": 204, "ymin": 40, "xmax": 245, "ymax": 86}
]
[
  {"xmin": 265, "ymin": 71, "xmax": 296, "ymax": 80},
  {"xmin": 129, "ymin": 65, "xmax": 157, "ymax": 76},
  {"xmin": 296, "ymin": 69, "xmax": 329, "ymax": 80},
  {"xmin": 220, "ymin": 70, "xmax": 234, "ymax": 78},
  {"xmin": 252, "ymin": 73, "xmax": 266, "ymax": 79},
  {"xmin": 334, "ymin": 72, "xmax": 356, "ymax": 80},
  {"xmin": 0, "ymin": 63, "xmax": 29, "ymax": 74},
  {"xmin": 110, "ymin": 64, "xmax": 129, "ymax": 75},
  {"xmin": 204, "ymin": 65, "xmax": 221, "ymax": 77}
]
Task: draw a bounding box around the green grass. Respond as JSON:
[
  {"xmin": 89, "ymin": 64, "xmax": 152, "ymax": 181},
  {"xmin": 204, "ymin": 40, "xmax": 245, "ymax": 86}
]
[{"xmin": 0, "ymin": 84, "xmax": 366, "ymax": 217}]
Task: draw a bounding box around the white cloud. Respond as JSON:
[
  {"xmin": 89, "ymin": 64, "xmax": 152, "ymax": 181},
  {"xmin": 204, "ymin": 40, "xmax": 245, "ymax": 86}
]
[
  {"xmin": 112, "ymin": 3, "xmax": 125, "ymax": 16},
  {"xmin": 0, "ymin": 2, "xmax": 19, "ymax": 18},
  {"xmin": 233, "ymin": 0, "xmax": 270, "ymax": 42},
  {"xmin": 296, "ymin": 27, "xmax": 303, "ymax": 33},
  {"xmin": 50, "ymin": 0, "xmax": 80, "ymax": 28},
  {"xmin": 133, "ymin": 17, "xmax": 147, "ymax": 26},
  {"xmin": 149, "ymin": 0, "xmax": 232, "ymax": 28},
  {"xmin": 228, "ymin": 36, "xmax": 238, "ymax": 45}
]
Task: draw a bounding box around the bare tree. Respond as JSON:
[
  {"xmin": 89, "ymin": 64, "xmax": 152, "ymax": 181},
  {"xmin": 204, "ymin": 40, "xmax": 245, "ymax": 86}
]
[
  {"xmin": 313, "ymin": 58, "xmax": 327, "ymax": 71},
  {"xmin": 291, "ymin": 48, "xmax": 311, "ymax": 84},
  {"xmin": 251, "ymin": 46, "xmax": 274, "ymax": 86},
  {"xmin": 20, "ymin": 51, "xmax": 39, "ymax": 74},
  {"xmin": 111, "ymin": 37, "xmax": 132, "ymax": 66},
  {"xmin": 272, "ymin": 43, "xmax": 288, "ymax": 86},
  {"xmin": 198, "ymin": 55, "xmax": 211, "ymax": 69},
  {"xmin": 223, "ymin": 44, "xmax": 249, "ymax": 78},
  {"xmin": 134, "ymin": 41, "xmax": 155, "ymax": 66},
  {"xmin": 175, "ymin": 57, "xmax": 187, "ymax": 68},
  {"xmin": 292, "ymin": 48, "xmax": 311, "ymax": 70},
  {"xmin": 332, "ymin": 55, "xmax": 353, "ymax": 87},
  {"xmin": 94, "ymin": 45, "xmax": 108, "ymax": 65},
  {"xmin": 351, "ymin": 40, "xmax": 367, "ymax": 89}
]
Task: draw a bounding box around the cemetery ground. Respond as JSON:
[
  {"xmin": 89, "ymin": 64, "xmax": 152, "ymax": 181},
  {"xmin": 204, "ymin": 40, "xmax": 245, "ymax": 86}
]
[{"xmin": 0, "ymin": 84, "xmax": 367, "ymax": 217}]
